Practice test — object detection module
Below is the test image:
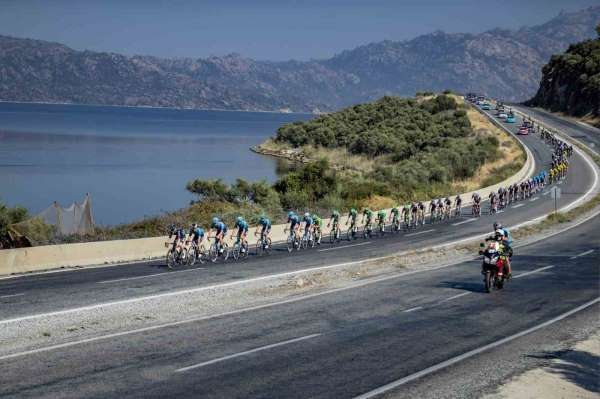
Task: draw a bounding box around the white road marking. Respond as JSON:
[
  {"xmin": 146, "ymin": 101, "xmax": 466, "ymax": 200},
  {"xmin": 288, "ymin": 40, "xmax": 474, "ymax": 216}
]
[
  {"xmin": 175, "ymin": 333, "xmax": 321, "ymax": 373},
  {"xmin": 452, "ymin": 219, "xmax": 476, "ymax": 226},
  {"xmin": 438, "ymin": 292, "xmax": 471, "ymax": 304},
  {"xmin": 513, "ymin": 265, "xmax": 554, "ymax": 279},
  {"xmin": 405, "ymin": 229, "xmax": 435, "ymax": 237},
  {"xmin": 496, "ymin": 210, "xmax": 505, "ymax": 214},
  {"xmin": 353, "ymin": 297, "xmax": 600, "ymax": 399},
  {"xmin": 529, "ymin": 197, "xmax": 539, "ymax": 202},
  {"xmin": 558, "ymin": 181, "xmax": 563, "ymax": 185},
  {"xmin": 570, "ymin": 249, "xmax": 595, "ymax": 260},
  {"xmin": 543, "ymin": 191, "xmax": 551, "ymax": 196},
  {"xmin": 318, "ymin": 242, "xmax": 372, "ymax": 252},
  {"xmin": 0, "ymin": 262, "xmax": 474, "ymax": 362},
  {"xmin": 0, "ymin": 293, "xmax": 25, "ymax": 299},
  {"xmin": 98, "ymin": 268, "xmax": 206, "ymax": 284},
  {"xmin": 511, "ymin": 204, "xmax": 525, "ymax": 209},
  {"xmin": 403, "ymin": 306, "xmax": 423, "ymax": 313}
]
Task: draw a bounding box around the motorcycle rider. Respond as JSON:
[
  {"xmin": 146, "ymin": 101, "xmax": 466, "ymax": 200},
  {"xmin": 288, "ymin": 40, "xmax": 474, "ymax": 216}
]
[{"xmin": 493, "ymin": 222, "xmax": 513, "ymax": 278}]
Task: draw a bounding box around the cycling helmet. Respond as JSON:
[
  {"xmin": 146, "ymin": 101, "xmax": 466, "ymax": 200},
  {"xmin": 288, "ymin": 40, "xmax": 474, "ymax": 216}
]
[
  {"xmin": 304, "ymin": 212, "xmax": 310, "ymax": 218},
  {"xmin": 191, "ymin": 223, "xmax": 197, "ymax": 228},
  {"xmin": 493, "ymin": 222, "xmax": 502, "ymax": 230},
  {"xmin": 212, "ymin": 217, "xmax": 219, "ymax": 225},
  {"xmin": 259, "ymin": 215, "xmax": 266, "ymax": 223},
  {"xmin": 350, "ymin": 208, "xmax": 356, "ymax": 213},
  {"xmin": 332, "ymin": 210, "xmax": 339, "ymax": 216},
  {"xmin": 236, "ymin": 216, "xmax": 243, "ymax": 223},
  {"xmin": 288, "ymin": 211, "xmax": 295, "ymax": 218}
]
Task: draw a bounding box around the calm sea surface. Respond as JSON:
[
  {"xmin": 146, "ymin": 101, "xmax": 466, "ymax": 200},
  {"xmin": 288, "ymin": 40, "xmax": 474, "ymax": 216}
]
[{"xmin": 0, "ymin": 102, "xmax": 311, "ymax": 225}]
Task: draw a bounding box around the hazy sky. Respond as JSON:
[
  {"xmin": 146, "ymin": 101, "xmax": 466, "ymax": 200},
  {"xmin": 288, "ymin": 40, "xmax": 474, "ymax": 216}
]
[{"xmin": 1, "ymin": 0, "xmax": 599, "ymax": 60}]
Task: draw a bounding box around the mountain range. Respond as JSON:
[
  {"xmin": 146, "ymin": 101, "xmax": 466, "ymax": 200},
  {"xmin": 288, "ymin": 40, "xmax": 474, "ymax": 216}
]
[{"xmin": 0, "ymin": 6, "xmax": 599, "ymax": 112}]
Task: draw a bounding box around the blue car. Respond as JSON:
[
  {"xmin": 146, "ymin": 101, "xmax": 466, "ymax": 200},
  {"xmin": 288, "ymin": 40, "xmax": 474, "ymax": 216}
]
[
  {"xmin": 481, "ymin": 103, "xmax": 491, "ymax": 110},
  {"xmin": 506, "ymin": 115, "xmax": 516, "ymax": 123}
]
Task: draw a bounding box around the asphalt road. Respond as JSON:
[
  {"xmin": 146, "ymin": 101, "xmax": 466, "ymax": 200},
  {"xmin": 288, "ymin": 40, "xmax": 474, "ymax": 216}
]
[
  {"xmin": 0, "ymin": 198, "xmax": 598, "ymax": 398},
  {"xmin": 512, "ymin": 104, "xmax": 600, "ymax": 154},
  {"xmin": 0, "ymin": 108, "xmax": 596, "ymax": 322}
]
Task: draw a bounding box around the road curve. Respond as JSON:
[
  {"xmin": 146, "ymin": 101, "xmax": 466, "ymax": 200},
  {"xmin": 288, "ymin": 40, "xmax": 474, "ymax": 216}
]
[{"xmin": 0, "ymin": 109, "xmax": 596, "ymax": 323}]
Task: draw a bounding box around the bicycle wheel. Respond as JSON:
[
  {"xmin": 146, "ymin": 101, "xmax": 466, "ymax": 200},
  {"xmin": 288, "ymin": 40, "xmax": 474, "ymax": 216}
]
[
  {"xmin": 240, "ymin": 241, "xmax": 249, "ymax": 259},
  {"xmin": 197, "ymin": 247, "xmax": 206, "ymax": 264},
  {"xmin": 209, "ymin": 244, "xmax": 218, "ymax": 263},
  {"xmin": 232, "ymin": 243, "xmax": 241, "ymax": 260},
  {"xmin": 287, "ymin": 236, "xmax": 294, "ymax": 253},
  {"xmin": 346, "ymin": 227, "xmax": 353, "ymax": 241},
  {"xmin": 265, "ymin": 238, "xmax": 272, "ymax": 254},
  {"xmin": 329, "ymin": 230, "xmax": 336, "ymax": 244},
  {"xmin": 187, "ymin": 247, "xmax": 197, "ymax": 266},
  {"xmin": 166, "ymin": 250, "xmax": 176, "ymax": 269},
  {"xmin": 222, "ymin": 243, "xmax": 230, "ymax": 261},
  {"xmin": 256, "ymin": 240, "xmax": 264, "ymax": 257}
]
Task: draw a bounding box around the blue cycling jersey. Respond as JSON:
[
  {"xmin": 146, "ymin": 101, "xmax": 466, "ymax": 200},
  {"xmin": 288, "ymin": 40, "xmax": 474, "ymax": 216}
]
[
  {"xmin": 502, "ymin": 228, "xmax": 513, "ymax": 246},
  {"xmin": 304, "ymin": 216, "xmax": 313, "ymax": 226},
  {"xmin": 235, "ymin": 220, "xmax": 249, "ymax": 232},
  {"xmin": 215, "ymin": 221, "xmax": 227, "ymax": 234},
  {"xmin": 173, "ymin": 228, "xmax": 185, "ymax": 240},
  {"xmin": 260, "ymin": 218, "xmax": 272, "ymax": 229},
  {"xmin": 189, "ymin": 227, "xmax": 204, "ymax": 241},
  {"xmin": 288, "ymin": 215, "xmax": 300, "ymax": 227}
]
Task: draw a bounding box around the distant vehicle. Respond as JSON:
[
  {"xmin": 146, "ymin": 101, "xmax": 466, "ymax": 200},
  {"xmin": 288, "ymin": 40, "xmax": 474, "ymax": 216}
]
[
  {"xmin": 518, "ymin": 126, "xmax": 529, "ymax": 135},
  {"xmin": 506, "ymin": 115, "xmax": 516, "ymax": 123},
  {"xmin": 481, "ymin": 103, "xmax": 491, "ymax": 110},
  {"xmin": 498, "ymin": 112, "xmax": 508, "ymax": 119}
]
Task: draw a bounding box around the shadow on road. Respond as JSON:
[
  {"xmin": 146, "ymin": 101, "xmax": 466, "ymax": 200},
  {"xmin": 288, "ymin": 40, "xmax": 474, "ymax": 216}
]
[
  {"xmin": 527, "ymin": 349, "xmax": 600, "ymax": 394},
  {"xmin": 437, "ymin": 280, "xmax": 487, "ymax": 293}
]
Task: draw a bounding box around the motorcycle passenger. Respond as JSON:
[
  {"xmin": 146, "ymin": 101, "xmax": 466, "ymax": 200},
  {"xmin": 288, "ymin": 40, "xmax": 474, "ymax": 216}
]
[{"xmin": 493, "ymin": 222, "xmax": 513, "ymax": 278}]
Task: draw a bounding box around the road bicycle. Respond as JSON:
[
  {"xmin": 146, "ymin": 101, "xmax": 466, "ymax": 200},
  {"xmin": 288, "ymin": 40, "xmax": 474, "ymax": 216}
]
[
  {"xmin": 329, "ymin": 221, "xmax": 342, "ymax": 244},
  {"xmin": 186, "ymin": 240, "xmax": 207, "ymax": 265},
  {"xmin": 209, "ymin": 237, "xmax": 230, "ymax": 263},
  {"xmin": 232, "ymin": 237, "xmax": 249, "ymax": 261},
  {"xmin": 286, "ymin": 228, "xmax": 301, "ymax": 252},
  {"xmin": 166, "ymin": 240, "xmax": 187, "ymax": 269},
  {"xmin": 255, "ymin": 232, "xmax": 272, "ymax": 256}
]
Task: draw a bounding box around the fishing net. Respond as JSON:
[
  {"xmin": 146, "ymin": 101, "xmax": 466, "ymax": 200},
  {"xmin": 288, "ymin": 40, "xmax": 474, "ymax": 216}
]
[{"xmin": 10, "ymin": 194, "xmax": 95, "ymax": 242}]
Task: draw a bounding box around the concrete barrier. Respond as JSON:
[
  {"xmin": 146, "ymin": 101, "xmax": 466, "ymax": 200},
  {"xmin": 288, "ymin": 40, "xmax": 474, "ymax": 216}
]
[{"xmin": 0, "ymin": 105, "xmax": 535, "ymax": 276}]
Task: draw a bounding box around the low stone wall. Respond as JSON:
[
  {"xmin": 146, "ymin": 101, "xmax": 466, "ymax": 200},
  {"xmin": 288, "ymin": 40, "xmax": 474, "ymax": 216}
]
[{"xmin": 0, "ymin": 106, "xmax": 535, "ymax": 276}]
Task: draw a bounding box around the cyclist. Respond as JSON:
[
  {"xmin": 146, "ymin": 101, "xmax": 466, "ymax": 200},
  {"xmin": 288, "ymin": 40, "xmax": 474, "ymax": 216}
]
[
  {"xmin": 187, "ymin": 222, "xmax": 205, "ymax": 250},
  {"xmin": 443, "ymin": 197, "xmax": 452, "ymax": 219},
  {"xmin": 472, "ymin": 192, "xmax": 481, "ymax": 216},
  {"xmin": 346, "ymin": 208, "xmax": 359, "ymax": 236},
  {"xmin": 417, "ymin": 201, "xmax": 426, "ymax": 225},
  {"xmin": 402, "ymin": 202, "xmax": 411, "ymax": 226},
  {"xmin": 429, "ymin": 200, "xmax": 437, "ymax": 222},
  {"xmin": 376, "ymin": 209, "xmax": 386, "ymax": 232},
  {"xmin": 210, "ymin": 217, "xmax": 228, "ymax": 254},
  {"xmin": 168, "ymin": 224, "xmax": 186, "ymax": 254},
  {"xmin": 327, "ymin": 210, "xmax": 341, "ymax": 239},
  {"xmin": 489, "ymin": 192, "xmax": 497, "ymax": 214},
  {"xmin": 454, "ymin": 195, "xmax": 462, "ymax": 216},
  {"xmin": 493, "ymin": 222, "xmax": 513, "ymax": 278},
  {"xmin": 232, "ymin": 216, "xmax": 249, "ymax": 253},
  {"xmin": 389, "ymin": 206, "xmax": 400, "ymax": 230},
  {"xmin": 302, "ymin": 212, "xmax": 314, "ymax": 242},
  {"xmin": 362, "ymin": 207, "xmax": 374, "ymax": 234},
  {"xmin": 312, "ymin": 213, "xmax": 323, "ymax": 244},
  {"xmin": 287, "ymin": 211, "xmax": 300, "ymax": 240},
  {"xmin": 410, "ymin": 202, "xmax": 418, "ymax": 226},
  {"xmin": 255, "ymin": 215, "xmax": 272, "ymax": 249}
]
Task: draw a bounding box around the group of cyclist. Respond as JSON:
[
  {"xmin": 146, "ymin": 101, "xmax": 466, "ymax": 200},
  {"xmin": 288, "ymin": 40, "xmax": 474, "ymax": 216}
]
[{"xmin": 168, "ymin": 214, "xmax": 273, "ymax": 260}]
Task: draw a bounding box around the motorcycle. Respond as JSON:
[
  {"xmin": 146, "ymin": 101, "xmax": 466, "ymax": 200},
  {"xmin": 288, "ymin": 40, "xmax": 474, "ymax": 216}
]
[{"xmin": 479, "ymin": 239, "xmax": 508, "ymax": 293}]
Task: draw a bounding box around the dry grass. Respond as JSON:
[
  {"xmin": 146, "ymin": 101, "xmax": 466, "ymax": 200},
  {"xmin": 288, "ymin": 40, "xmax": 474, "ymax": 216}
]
[{"xmin": 451, "ymin": 102, "xmax": 525, "ymax": 192}]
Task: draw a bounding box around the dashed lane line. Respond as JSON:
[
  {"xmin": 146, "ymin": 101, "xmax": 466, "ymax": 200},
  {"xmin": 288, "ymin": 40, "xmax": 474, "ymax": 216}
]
[
  {"xmin": 0, "ymin": 293, "xmax": 25, "ymax": 299},
  {"xmin": 570, "ymin": 249, "xmax": 595, "ymax": 260},
  {"xmin": 405, "ymin": 229, "xmax": 435, "ymax": 237},
  {"xmin": 530, "ymin": 197, "xmax": 539, "ymax": 202},
  {"xmin": 452, "ymin": 219, "xmax": 476, "ymax": 226},
  {"xmin": 353, "ymin": 297, "xmax": 600, "ymax": 399},
  {"xmin": 437, "ymin": 292, "xmax": 471, "ymax": 304},
  {"xmin": 403, "ymin": 306, "xmax": 423, "ymax": 313},
  {"xmin": 513, "ymin": 265, "xmax": 554, "ymax": 279},
  {"xmin": 175, "ymin": 333, "xmax": 321, "ymax": 373},
  {"xmin": 511, "ymin": 204, "xmax": 525, "ymax": 209}
]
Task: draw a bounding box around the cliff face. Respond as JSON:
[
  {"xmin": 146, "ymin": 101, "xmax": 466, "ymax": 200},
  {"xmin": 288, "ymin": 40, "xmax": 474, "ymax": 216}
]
[
  {"xmin": 0, "ymin": 7, "xmax": 599, "ymax": 112},
  {"xmin": 527, "ymin": 25, "xmax": 600, "ymax": 125}
]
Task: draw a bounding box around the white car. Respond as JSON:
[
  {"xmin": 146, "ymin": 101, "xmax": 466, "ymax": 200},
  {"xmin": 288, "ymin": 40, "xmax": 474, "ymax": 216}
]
[{"xmin": 498, "ymin": 112, "xmax": 508, "ymax": 119}]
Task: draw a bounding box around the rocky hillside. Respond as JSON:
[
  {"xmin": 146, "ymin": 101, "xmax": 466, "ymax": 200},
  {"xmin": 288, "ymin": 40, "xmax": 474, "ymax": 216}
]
[
  {"xmin": 0, "ymin": 6, "xmax": 599, "ymax": 112},
  {"xmin": 527, "ymin": 25, "xmax": 600, "ymax": 126}
]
